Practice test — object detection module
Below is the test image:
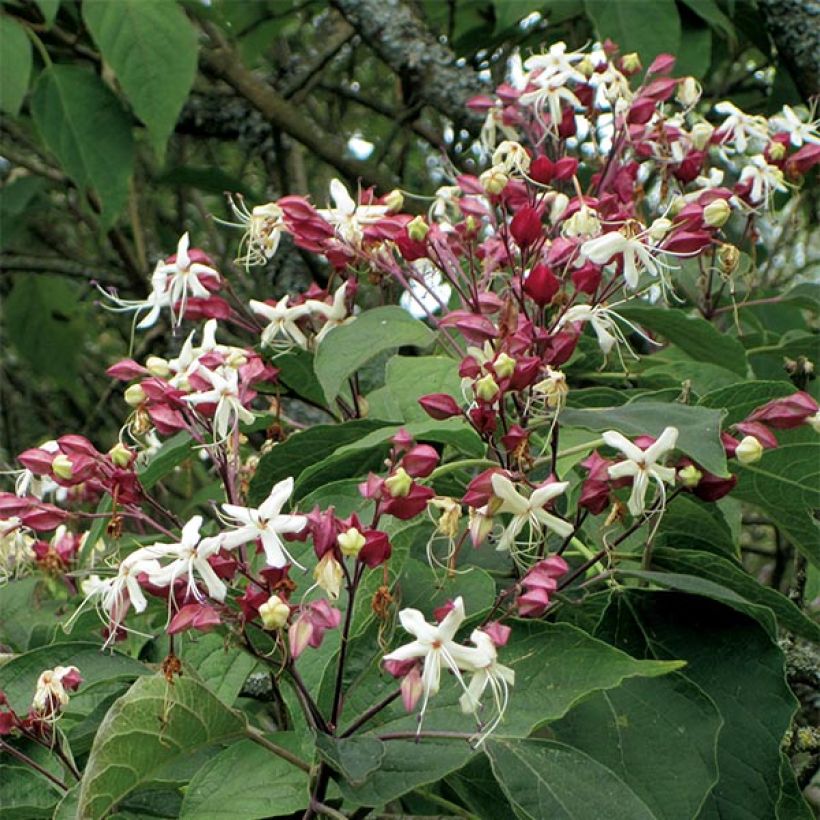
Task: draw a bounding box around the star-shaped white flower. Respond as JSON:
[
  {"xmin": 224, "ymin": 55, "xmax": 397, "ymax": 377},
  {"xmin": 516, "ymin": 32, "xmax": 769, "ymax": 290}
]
[
  {"xmin": 769, "ymin": 105, "xmax": 819, "ymax": 147},
  {"xmin": 490, "ymin": 474, "xmax": 573, "ymax": 555},
  {"xmin": 220, "ymin": 477, "xmax": 307, "ymax": 568},
  {"xmin": 459, "ymin": 629, "xmax": 515, "ymax": 739},
  {"xmin": 317, "ymin": 178, "xmax": 388, "ymax": 246},
  {"xmin": 183, "ymin": 365, "xmax": 254, "ymax": 440},
  {"xmin": 739, "ymin": 155, "xmax": 788, "ymax": 205},
  {"xmin": 714, "ymin": 101, "xmax": 768, "ymax": 154},
  {"xmin": 145, "ymin": 515, "xmax": 228, "ymax": 602},
  {"xmin": 603, "ymin": 426, "xmax": 679, "ymax": 516},
  {"xmin": 250, "ymin": 296, "xmax": 312, "ymax": 349},
  {"xmin": 306, "ymin": 283, "xmax": 355, "ymax": 344},
  {"xmin": 523, "ymin": 42, "xmax": 586, "ymax": 84},
  {"xmin": 158, "ymin": 233, "xmax": 221, "ymax": 325}
]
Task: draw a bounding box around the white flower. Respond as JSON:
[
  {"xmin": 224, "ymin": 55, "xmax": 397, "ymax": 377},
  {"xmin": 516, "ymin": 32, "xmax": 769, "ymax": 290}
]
[
  {"xmin": 383, "ymin": 597, "xmax": 479, "ymax": 722},
  {"xmin": 769, "ymin": 105, "xmax": 819, "ymax": 147},
  {"xmin": 221, "ymin": 197, "xmax": 286, "ymax": 268},
  {"xmin": 557, "ymin": 304, "xmax": 655, "ymax": 360},
  {"xmin": 400, "ymin": 259, "xmax": 452, "ymax": 318},
  {"xmin": 603, "ymin": 426, "xmax": 679, "ymax": 516},
  {"xmin": 519, "ymin": 72, "xmax": 582, "ymax": 134},
  {"xmin": 459, "ymin": 629, "xmax": 515, "ymax": 739},
  {"xmin": 490, "ymin": 473, "xmax": 572, "ymax": 556},
  {"xmin": 98, "ymin": 263, "xmax": 171, "ymax": 330},
  {"xmin": 183, "ymin": 365, "xmax": 254, "ymax": 440},
  {"xmin": 739, "ymin": 155, "xmax": 788, "ymax": 205},
  {"xmin": 220, "ymin": 477, "xmax": 307, "ymax": 568},
  {"xmin": 317, "ymin": 178, "xmax": 388, "ymax": 246},
  {"xmin": 714, "ymin": 101, "xmax": 768, "ymax": 154},
  {"xmin": 306, "ymin": 283, "xmax": 355, "ymax": 345},
  {"xmin": 146, "ymin": 516, "xmax": 228, "ymax": 602},
  {"xmin": 32, "ymin": 666, "xmax": 80, "ymax": 714},
  {"xmin": 523, "ymin": 42, "xmax": 586, "ymax": 84},
  {"xmin": 250, "ymin": 296, "xmax": 312, "ymax": 349}
]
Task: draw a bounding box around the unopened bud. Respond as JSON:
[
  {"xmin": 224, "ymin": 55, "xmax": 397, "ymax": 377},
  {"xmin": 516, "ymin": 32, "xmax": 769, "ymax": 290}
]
[
  {"xmin": 717, "ymin": 243, "xmax": 740, "ymax": 275},
  {"xmin": 768, "ymin": 141, "xmax": 786, "ymax": 161},
  {"xmin": 314, "ymin": 553, "xmax": 344, "ymax": 600},
  {"xmin": 226, "ymin": 352, "xmax": 248, "ymax": 368},
  {"xmin": 550, "ymin": 192, "xmax": 569, "ymax": 222},
  {"xmin": 259, "ymin": 594, "xmax": 290, "ymax": 630},
  {"xmin": 735, "ymin": 435, "xmax": 763, "ymax": 465},
  {"xmin": 51, "ymin": 454, "xmax": 73, "ymax": 480},
  {"xmin": 479, "ymin": 167, "xmax": 509, "ymax": 195},
  {"xmin": 108, "ymin": 442, "xmax": 133, "ymax": 468},
  {"xmin": 703, "ymin": 198, "xmax": 731, "ymax": 228},
  {"xmin": 475, "ymin": 373, "xmax": 500, "ymax": 402},
  {"xmin": 384, "ymin": 467, "xmax": 413, "ymax": 498},
  {"xmin": 690, "ymin": 122, "xmax": 714, "ymax": 151},
  {"xmin": 124, "ymin": 384, "xmax": 146, "ymax": 407},
  {"xmin": 577, "ymin": 56, "xmax": 595, "ymax": 78},
  {"xmin": 493, "ymin": 352, "xmax": 516, "ymax": 380},
  {"xmin": 145, "ymin": 356, "xmax": 170, "ymax": 378},
  {"xmin": 678, "ymin": 464, "xmax": 703, "ymax": 487},
  {"xmin": 338, "ymin": 527, "xmax": 366, "ymax": 558},
  {"xmin": 621, "ymin": 52, "xmax": 642, "ymax": 73},
  {"xmin": 648, "ymin": 217, "xmax": 673, "ymax": 241},
  {"xmin": 407, "ymin": 216, "xmax": 429, "ymax": 242},
  {"xmin": 668, "ymin": 196, "xmax": 687, "ymax": 216},
  {"xmin": 384, "ymin": 189, "xmax": 404, "ymax": 212},
  {"xmin": 677, "ymin": 77, "xmax": 701, "ymax": 107}
]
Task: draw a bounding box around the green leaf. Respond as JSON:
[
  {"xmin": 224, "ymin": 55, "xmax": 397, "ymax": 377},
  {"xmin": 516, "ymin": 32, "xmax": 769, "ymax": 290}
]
[
  {"xmin": 698, "ymin": 379, "xmax": 794, "ymax": 425},
  {"xmin": 31, "ymin": 65, "xmax": 134, "ymax": 225},
  {"xmin": 293, "ymin": 441, "xmax": 390, "ymax": 500},
  {"xmin": 672, "ymin": 23, "xmax": 712, "ymax": 79},
  {"xmin": 179, "ymin": 633, "xmax": 257, "ymax": 705},
  {"xmin": 78, "ymin": 675, "xmax": 246, "ymax": 819},
  {"xmin": 731, "ymin": 440, "xmax": 820, "ymax": 566},
  {"xmin": 138, "ymin": 431, "xmax": 193, "ymax": 490},
  {"xmin": 383, "ymin": 354, "xmax": 462, "ymax": 423},
  {"xmin": 583, "ymin": 0, "xmax": 681, "ymax": 65},
  {"xmin": 335, "ymin": 418, "xmax": 484, "ymax": 459},
  {"xmin": 650, "ymin": 547, "xmax": 820, "ymax": 640},
  {"xmin": 248, "ymin": 419, "xmax": 387, "ymax": 506},
  {"xmin": 680, "ymin": 0, "xmax": 736, "ymax": 43},
  {"xmin": 82, "ymin": 0, "xmax": 198, "ymax": 152},
  {"xmin": 299, "ymin": 477, "xmax": 373, "ymax": 519},
  {"xmin": 561, "ymin": 401, "xmax": 728, "ymax": 476},
  {"xmin": 551, "ymin": 673, "xmax": 720, "ymax": 819},
  {"xmin": 314, "ymin": 307, "xmax": 435, "ymax": 404},
  {"xmin": 34, "ymin": 0, "xmax": 60, "ymax": 27},
  {"xmin": 179, "ymin": 737, "xmax": 309, "ymax": 819},
  {"xmin": 618, "ymin": 306, "xmax": 747, "ymax": 376},
  {"xmin": 446, "ymin": 754, "xmax": 515, "ymax": 820},
  {"xmin": 0, "ymin": 766, "xmax": 61, "ymax": 819},
  {"xmin": 485, "ymin": 738, "xmax": 655, "ymax": 819},
  {"xmin": 269, "ymin": 346, "xmax": 327, "ymax": 408},
  {"xmin": 0, "ymin": 641, "xmax": 149, "ymax": 714},
  {"xmin": 653, "ymin": 494, "xmax": 737, "ymax": 556},
  {"xmin": 5, "ymin": 275, "xmax": 87, "ymax": 385},
  {"xmin": 0, "ymin": 14, "xmax": 31, "ymax": 115},
  {"xmin": 315, "ymin": 734, "xmax": 386, "ymax": 786},
  {"xmin": 597, "ymin": 591, "xmax": 799, "ymax": 820}
]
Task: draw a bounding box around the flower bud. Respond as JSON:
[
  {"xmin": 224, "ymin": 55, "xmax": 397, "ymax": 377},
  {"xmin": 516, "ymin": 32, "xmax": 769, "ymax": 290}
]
[
  {"xmin": 768, "ymin": 141, "xmax": 786, "ymax": 161},
  {"xmin": 735, "ymin": 435, "xmax": 763, "ymax": 465},
  {"xmin": 145, "ymin": 356, "xmax": 171, "ymax": 378},
  {"xmin": 717, "ymin": 243, "xmax": 740, "ymax": 274},
  {"xmin": 384, "ymin": 467, "xmax": 413, "ymax": 498},
  {"xmin": 523, "ymin": 263, "xmax": 560, "ymax": 306},
  {"xmin": 108, "ymin": 442, "xmax": 133, "ymax": 468},
  {"xmin": 418, "ymin": 393, "xmax": 461, "ymax": 420},
  {"xmin": 338, "ymin": 527, "xmax": 366, "ymax": 558},
  {"xmin": 690, "ymin": 121, "xmax": 714, "ymax": 151},
  {"xmin": 314, "ymin": 553, "xmax": 344, "ymax": 600},
  {"xmin": 493, "ymin": 352, "xmax": 516, "ymax": 380},
  {"xmin": 529, "ymin": 156, "xmax": 554, "ymax": 184},
  {"xmin": 648, "ymin": 217, "xmax": 673, "ymax": 241},
  {"xmin": 479, "ymin": 167, "xmax": 509, "ymax": 195},
  {"xmin": 678, "ymin": 464, "xmax": 703, "ymax": 487},
  {"xmin": 402, "ymin": 444, "xmax": 439, "ymax": 478},
  {"xmin": 407, "ymin": 216, "xmax": 429, "ymax": 241},
  {"xmin": 577, "ymin": 56, "xmax": 595, "ymax": 77},
  {"xmin": 475, "ymin": 373, "xmax": 500, "ymax": 402},
  {"xmin": 510, "ymin": 206, "xmax": 543, "ymax": 247},
  {"xmin": 384, "ymin": 189, "xmax": 404, "ymax": 212},
  {"xmin": 703, "ymin": 198, "xmax": 731, "ymax": 228},
  {"xmin": 621, "ymin": 52, "xmax": 642, "ymax": 73},
  {"xmin": 562, "ymin": 208, "xmax": 600, "ymax": 238},
  {"xmin": 550, "ymin": 192, "xmax": 569, "ymax": 222},
  {"xmin": 677, "ymin": 77, "xmax": 701, "ymax": 107},
  {"xmin": 124, "ymin": 384, "xmax": 146, "ymax": 407},
  {"xmin": 51, "ymin": 454, "xmax": 74, "ymax": 481},
  {"xmin": 259, "ymin": 595, "xmax": 290, "ymax": 630}
]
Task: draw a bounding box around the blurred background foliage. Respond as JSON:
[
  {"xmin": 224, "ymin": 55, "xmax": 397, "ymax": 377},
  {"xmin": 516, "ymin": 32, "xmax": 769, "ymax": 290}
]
[{"xmin": 0, "ymin": 0, "xmax": 816, "ymax": 458}]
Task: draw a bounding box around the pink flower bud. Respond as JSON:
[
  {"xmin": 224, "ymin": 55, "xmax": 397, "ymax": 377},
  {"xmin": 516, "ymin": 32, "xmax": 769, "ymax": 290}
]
[
  {"xmin": 646, "ymin": 53, "xmax": 676, "ymax": 75},
  {"xmin": 359, "ymin": 529, "xmax": 391, "ymax": 568},
  {"xmin": 692, "ymin": 471, "xmax": 737, "ymax": 502},
  {"xmin": 168, "ymin": 603, "xmax": 221, "ymax": 634},
  {"xmin": 627, "ymin": 96, "xmax": 656, "ymax": 125},
  {"xmin": 462, "ymin": 468, "xmax": 509, "ymax": 508},
  {"xmin": 530, "ymin": 155, "xmax": 554, "ymax": 184},
  {"xmin": 572, "ymin": 262, "xmax": 602, "ymax": 295},
  {"xmin": 523, "ymin": 263, "xmax": 560, "ymax": 306},
  {"xmin": 517, "ymin": 587, "xmax": 552, "ymax": 617},
  {"xmin": 419, "ymin": 393, "xmax": 461, "ymax": 420},
  {"xmin": 18, "ymin": 448, "xmax": 55, "ymax": 475},
  {"xmin": 483, "ymin": 621, "xmax": 511, "ymax": 646},
  {"xmin": 747, "ymin": 391, "xmax": 819, "ymax": 429},
  {"xmin": 400, "ymin": 666, "xmax": 424, "ymax": 712},
  {"xmin": 501, "ymin": 425, "xmax": 528, "ymax": 453},
  {"xmin": 734, "ymin": 421, "xmax": 778, "ymax": 450},
  {"xmin": 106, "ymin": 359, "xmax": 147, "ymax": 380},
  {"xmin": 402, "ymin": 445, "xmax": 439, "ymax": 478},
  {"xmin": 553, "ymin": 157, "xmax": 579, "ymax": 181},
  {"xmin": 510, "ymin": 206, "xmax": 543, "ymax": 247}
]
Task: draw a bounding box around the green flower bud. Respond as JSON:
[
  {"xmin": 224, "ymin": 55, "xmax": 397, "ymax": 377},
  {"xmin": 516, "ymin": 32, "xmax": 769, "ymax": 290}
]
[
  {"xmin": 259, "ymin": 595, "xmax": 290, "ymax": 630},
  {"xmin": 385, "ymin": 467, "xmax": 413, "ymax": 498},
  {"xmin": 703, "ymin": 198, "xmax": 731, "ymax": 228},
  {"xmin": 51, "ymin": 454, "xmax": 74, "ymax": 481},
  {"xmin": 407, "ymin": 216, "xmax": 429, "ymax": 242},
  {"xmin": 338, "ymin": 527, "xmax": 366, "ymax": 557},
  {"xmin": 124, "ymin": 384, "xmax": 146, "ymax": 407}
]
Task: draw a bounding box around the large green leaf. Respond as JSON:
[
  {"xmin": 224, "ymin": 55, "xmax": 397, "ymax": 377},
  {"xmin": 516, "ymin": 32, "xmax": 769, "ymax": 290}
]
[
  {"xmin": 179, "ymin": 737, "xmax": 309, "ymax": 819},
  {"xmin": 0, "ymin": 13, "xmax": 31, "ymax": 115},
  {"xmin": 178, "ymin": 632, "xmax": 257, "ymax": 705},
  {"xmin": 597, "ymin": 591, "xmax": 804, "ymax": 820},
  {"xmin": 561, "ymin": 401, "xmax": 727, "ymax": 476},
  {"xmin": 293, "ymin": 439, "xmax": 391, "ymax": 499},
  {"xmin": 271, "ymin": 346, "xmax": 326, "ymax": 408},
  {"xmin": 82, "ymin": 0, "xmax": 198, "ymax": 151},
  {"xmin": 730, "ymin": 440, "xmax": 820, "ymax": 566},
  {"xmin": 652, "ymin": 494, "xmax": 737, "ymax": 556},
  {"xmin": 78, "ymin": 676, "xmax": 246, "ymax": 819},
  {"xmin": 34, "ymin": 0, "xmax": 60, "ymax": 27},
  {"xmin": 698, "ymin": 380, "xmax": 794, "ymax": 425},
  {"xmin": 485, "ymin": 738, "xmax": 655, "ymax": 819},
  {"xmin": 650, "ymin": 547, "xmax": 820, "ymax": 640},
  {"xmin": 0, "ymin": 641, "xmax": 148, "ymax": 714},
  {"xmin": 618, "ymin": 306, "xmax": 747, "ymax": 376},
  {"xmin": 551, "ymin": 673, "xmax": 721, "ymax": 819},
  {"xmin": 247, "ymin": 419, "xmax": 387, "ymax": 506},
  {"xmin": 138, "ymin": 431, "xmax": 193, "ymax": 490},
  {"xmin": 583, "ymin": 0, "xmax": 681, "ymax": 65},
  {"xmin": 382, "ymin": 354, "xmax": 463, "ymax": 423},
  {"xmin": 0, "ymin": 765, "xmax": 61, "ymax": 819},
  {"xmin": 31, "ymin": 65, "xmax": 134, "ymax": 225},
  {"xmin": 314, "ymin": 307, "xmax": 435, "ymax": 404}
]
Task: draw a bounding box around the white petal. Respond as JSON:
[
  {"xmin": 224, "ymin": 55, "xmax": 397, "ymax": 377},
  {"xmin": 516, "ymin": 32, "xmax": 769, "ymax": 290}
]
[
  {"xmin": 602, "ymin": 431, "xmax": 644, "ymax": 462},
  {"xmin": 645, "ymin": 426, "xmax": 679, "ymax": 463},
  {"xmin": 260, "ymin": 477, "xmax": 294, "ymax": 518},
  {"xmin": 491, "ymin": 474, "xmax": 529, "ymax": 516}
]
